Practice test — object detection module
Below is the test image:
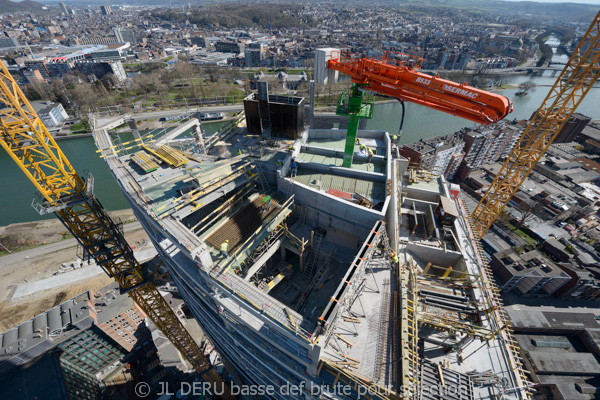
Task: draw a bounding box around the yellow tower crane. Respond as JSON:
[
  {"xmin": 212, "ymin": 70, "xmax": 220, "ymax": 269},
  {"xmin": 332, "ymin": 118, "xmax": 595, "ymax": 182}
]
[
  {"xmin": 0, "ymin": 64, "xmax": 232, "ymax": 399},
  {"xmin": 471, "ymin": 11, "xmax": 600, "ymax": 239}
]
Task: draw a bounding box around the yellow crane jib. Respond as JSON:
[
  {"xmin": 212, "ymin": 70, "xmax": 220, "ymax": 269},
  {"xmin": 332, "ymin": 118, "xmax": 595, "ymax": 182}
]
[
  {"xmin": 470, "ymin": 10, "xmax": 600, "ymax": 239},
  {"xmin": 0, "ymin": 62, "xmax": 233, "ymax": 399}
]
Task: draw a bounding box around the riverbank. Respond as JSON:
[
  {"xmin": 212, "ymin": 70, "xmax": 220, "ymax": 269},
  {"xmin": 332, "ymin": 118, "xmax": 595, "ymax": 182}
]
[{"xmin": 0, "ymin": 208, "xmax": 136, "ymax": 255}]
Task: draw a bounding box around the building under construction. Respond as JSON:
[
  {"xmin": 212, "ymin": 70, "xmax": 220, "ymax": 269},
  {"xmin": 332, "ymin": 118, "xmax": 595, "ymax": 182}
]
[
  {"xmin": 90, "ymin": 80, "xmax": 531, "ymax": 399},
  {"xmin": 2, "ymin": 11, "xmax": 598, "ymax": 398}
]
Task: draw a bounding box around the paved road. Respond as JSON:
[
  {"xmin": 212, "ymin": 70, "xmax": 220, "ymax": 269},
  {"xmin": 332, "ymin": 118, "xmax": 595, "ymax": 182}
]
[
  {"xmin": 0, "ymin": 221, "xmax": 142, "ymax": 266},
  {"xmin": 95, "ymin": 104, "xmax": 244, "ymax": 124}
]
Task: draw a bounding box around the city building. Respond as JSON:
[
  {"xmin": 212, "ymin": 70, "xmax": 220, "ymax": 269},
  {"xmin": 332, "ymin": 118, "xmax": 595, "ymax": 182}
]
[
  {"xmin": 21, "ymin": 68, "xmax": 45, "ymax": 83},
  {"xmin": 113, "ymin": 27, "xmax": 136, "ymax": 46},
  {"xmin": 31, "ymin": 101, "xmax": 69, "ymax": 127},
  {"xmin": 444, "ymin": 152, "xmax": 465, "ymax": 180},
  {"xmin": 461, "ymin": 123, "xmax": 522, "ymax": 168},
  {"xmin": 508, "ymin": 309, "xmax": 600, "ymax": 400},
  {"xmin": 555, "ymin": 113, "xmax": 591, "ymax": 143},
  {"xmin": 59, "ymin": 2, "xmax": 68, "ymax": 14},
  {"xmin": 214, "ymin": 41, "xmax": 244, "ymax": 55},
  {"xmin": 100, "ymin": 5, "xmax": 112, "ymax": 15},
  {"xmin": 436, "ymin": 51, "xmax": 470, "ymax": 70},
  {"xmin": 87, "ymin": 43, "xmax": 130, "ymax": 61},
  {"xmin": 190, "ymin": 52, "xmax": 234, "ymax": 66},
  {"xmin": 24, "ymin": 59, "xmax": 51, "ymax": 81},
  {"xmin": 73, "ymin": 60, "xmax": 127, "ymax": 83},
  {"xmin": 93, "ymin": 283, "xmax": 149, "ymax": 351},
  {"xmin": 0, "ymin": 292, "xmax": 133, "ymax": 400},
  {"xmin": 245, "ymin": 42, "xmax": 267, "ymax": 67},
  {"xmin": 490, "ymin": 248, "xmax": 571, "ymax": 297},
  {"xmin": 554, "ymin": 263, "xmax": 600, "ymax": 300},
  {"xmin": 0, "ymin": 36, "xmax": 19, "ymax": 49},
  {"xmin": 314, "ymin": 48, "xmax": 340, "ymax": 85},
  {"xmin": 399, "ymin": 132, "xmax": 465, "ymax": 176},
  {"xmin": 91, "ymin": 87, "xmax": 531, "ymax": 399}
]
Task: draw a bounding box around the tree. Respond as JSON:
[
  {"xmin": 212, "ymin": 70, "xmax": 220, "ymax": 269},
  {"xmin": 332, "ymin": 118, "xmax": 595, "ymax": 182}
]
[
  {"xmin": 516, "ymin": 81, "xmax": 536, "ymax": 96},
  {"xmin": 101, "ymin": 73, "xmax": 119, "ymax": 88},
  {"xmin": 516, "ymin": 202, "xmax": 544, "ymax": 228}
]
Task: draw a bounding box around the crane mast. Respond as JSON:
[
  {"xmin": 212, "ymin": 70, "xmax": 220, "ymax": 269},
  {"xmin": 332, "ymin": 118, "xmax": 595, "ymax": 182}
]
[
  {"xmin": 470, "ymin": 11, "xmax": 600, "ymax": 239},
  {"xmin": 0, "ymin": 63, "xmax": 232, "ymax": 399}
]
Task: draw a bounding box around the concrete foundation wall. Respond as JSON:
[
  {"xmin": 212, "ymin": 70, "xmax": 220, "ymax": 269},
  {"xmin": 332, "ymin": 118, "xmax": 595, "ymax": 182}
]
[
  {"xmin": 407, "ymin": 242, "xmax": 463, "ymax": 269},
  {"xmin": 404, "ymin": 185, "xmax": 441, "ymax": 203},
  {"xmin": 279, "ymin": 178, "xmax": 383, "ymax": 241}
]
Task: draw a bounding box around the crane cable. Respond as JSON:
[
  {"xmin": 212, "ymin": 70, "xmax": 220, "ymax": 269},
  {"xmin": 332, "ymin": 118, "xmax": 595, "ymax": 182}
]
[{"xmin": 358, "ymin": 87, "xmax": 405, "ymax": 141}]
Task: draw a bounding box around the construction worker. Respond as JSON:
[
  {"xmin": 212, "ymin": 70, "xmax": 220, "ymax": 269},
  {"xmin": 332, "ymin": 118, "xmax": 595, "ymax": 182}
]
[
  {"xmin": 359, "ymin": 143, "xmax": 367, "ymax": 157},
  {"xmin": 220, "ymin": 240, "xmax": 229, "ymax": 258},
  {"xmin": 392, "ymin": 134, "xmax": 398, "ymax": 142},
  {"xmin": 262, "ymin": 195, "xmax": 272, "ymax": 213},
  {"xmin": 291, "ymin": 159, "xmax": 298, "ymax": 177},
  {"xmin": 237, "ymin": 148, "xmax": 242, "ymax": 156},
  {"xmin": 367, "ymin": 147, "xmax": 375, "ymax": 162},
  {"xmin": 356, "ymin": 138, "xmax": 361, "ymax": 145}
]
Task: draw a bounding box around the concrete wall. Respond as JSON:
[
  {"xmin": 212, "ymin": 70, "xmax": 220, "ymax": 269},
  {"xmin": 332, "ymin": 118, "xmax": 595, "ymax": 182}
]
[
  {"xmin": 407, "ymin": 242, "xmax": 463, "ymax": 269},
  {"xmin": 278, "ymin": 177, "xmax": 384, "ymax": 241},
  {"xmin": 311, "ymin": 114, "xmax": 368, "ymax": 130},
  {"xmin": 404, "ymin": 185, "xmax": 441, "ymax": 203}
]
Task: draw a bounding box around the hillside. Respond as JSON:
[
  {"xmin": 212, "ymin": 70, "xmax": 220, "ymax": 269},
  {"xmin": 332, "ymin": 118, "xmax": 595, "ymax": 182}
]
[{"xmin": 0, "ymin": 0, "xmax": 44, "ymax": 13}]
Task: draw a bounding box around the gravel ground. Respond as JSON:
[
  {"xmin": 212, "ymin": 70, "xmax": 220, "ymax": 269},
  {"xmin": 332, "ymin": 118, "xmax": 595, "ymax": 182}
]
[{"xmin": 0, "ymin": 209, "xmax": 150, "ymax": 332}]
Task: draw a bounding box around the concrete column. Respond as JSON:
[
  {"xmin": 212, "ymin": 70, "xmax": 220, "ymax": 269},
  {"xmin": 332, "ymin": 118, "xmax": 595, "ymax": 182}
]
[{"xmin": 309, "ymin": 80, "xmax": 315, "ymax": 128}]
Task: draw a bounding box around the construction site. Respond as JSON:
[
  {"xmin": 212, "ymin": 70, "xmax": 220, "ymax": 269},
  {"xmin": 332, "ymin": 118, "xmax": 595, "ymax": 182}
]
[{"xmin": 1, "ymin": 11, "xmax": 599, "ymax": 400}]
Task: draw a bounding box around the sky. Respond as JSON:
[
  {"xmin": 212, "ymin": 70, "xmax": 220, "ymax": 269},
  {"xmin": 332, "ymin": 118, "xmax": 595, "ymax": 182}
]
[{"xmin": 504, "ymin": 0, "xmax": 600, "ymax": 4}]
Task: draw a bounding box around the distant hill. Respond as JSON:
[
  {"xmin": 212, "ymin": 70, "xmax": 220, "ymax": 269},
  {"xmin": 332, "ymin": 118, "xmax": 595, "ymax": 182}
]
[
  {"xmin": 0, "ymin": 0, "xmax": 44, "ymax": 13},
  {"xmin": 384, "ymin": 0, "xmax": 599, "ymax": 22}
]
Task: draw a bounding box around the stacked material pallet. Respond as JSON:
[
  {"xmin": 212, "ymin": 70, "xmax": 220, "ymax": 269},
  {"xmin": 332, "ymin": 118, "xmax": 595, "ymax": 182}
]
[
  {"xmin": 130, "ymin": 151, "xmax": 159, "ymax": 173},
  {"xmin": 142, "ymin": 144, "xmax": 189, "ymax": 167}
]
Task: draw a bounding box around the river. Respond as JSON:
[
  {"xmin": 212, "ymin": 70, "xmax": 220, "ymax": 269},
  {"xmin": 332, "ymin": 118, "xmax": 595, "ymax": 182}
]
[
  {"xmin": 366, "ymin": 71, "xmax": 600, "ymax": 144},
  {"xmin": 0, "ymin": 120, "xmax": 228, "ymax": 226},
  {"xmin": 2, "ymin": 67, "xmax": 600, "ymax": 225}
]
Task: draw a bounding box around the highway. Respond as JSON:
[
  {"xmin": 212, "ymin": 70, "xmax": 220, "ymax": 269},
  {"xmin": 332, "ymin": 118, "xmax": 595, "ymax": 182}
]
[
  {"xmin": 95, "ymin": 104, "xmax": 244, "ymax": 123},
  {"xmin": 0, "ymin": 221, "xmax": 142, "ymax": 266}
]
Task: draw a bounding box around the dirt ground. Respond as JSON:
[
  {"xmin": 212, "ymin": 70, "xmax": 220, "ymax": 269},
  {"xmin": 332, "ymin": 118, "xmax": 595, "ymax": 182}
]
[
  {"xmin": 0, "ymin": 277, "xmax": 115, "ymax": 332},
  {"xmin": 0, "ymin": 209, "xmax": 138, "ymax": 251},
  {"xmin": 0, "ymin": 210, "xmax": 150, "ymax": 332}
]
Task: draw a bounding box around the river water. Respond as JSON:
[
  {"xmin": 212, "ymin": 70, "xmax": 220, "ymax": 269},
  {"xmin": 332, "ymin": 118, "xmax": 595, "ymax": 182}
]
[
  {"xmin": 0, "ymin": 120, "xmax": 227, "ymax": 225},
  {"xmin": 2, "ymin": 69, "xmax": 600, "ymax": 225}
]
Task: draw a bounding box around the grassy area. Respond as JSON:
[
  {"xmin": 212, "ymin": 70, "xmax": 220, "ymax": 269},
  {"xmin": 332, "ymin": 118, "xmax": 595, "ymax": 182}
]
[
  {"xmin": 123, "ymin": 63, "xmax": 142, "ymax": 69},
  {"xmin": 504, "ymin": 221, "xmax": 538, "ymax": 245},
  {"xmin": 515, "ymin": 229, "xmax": 538, "ymax": 245},
  {"xmin": 69, "ymin": 120, "xmax": 90, "ymax": 133}
]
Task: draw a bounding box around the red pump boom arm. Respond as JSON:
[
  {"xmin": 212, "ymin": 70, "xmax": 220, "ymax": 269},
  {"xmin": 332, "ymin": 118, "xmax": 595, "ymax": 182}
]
[{"xmin": 327, "ymin": 50, "xmax": 512, "ymax": 125}]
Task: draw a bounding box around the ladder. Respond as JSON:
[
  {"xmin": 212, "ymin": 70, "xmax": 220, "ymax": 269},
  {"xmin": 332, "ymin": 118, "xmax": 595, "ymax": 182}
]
[
  {"xmin": 298, "ymin": 203, "xmax": 308, "ymax": 225},
  {"xmin": 285, "ymin": 172, "xmax": 296, "ymax": 199},
  {"xmin": 303, "ymin": 230, "xmax": 323, "ymax": 280},
  {"xmin": 254, "ymin": 163, "xmax": 270, "ymax": 191}
]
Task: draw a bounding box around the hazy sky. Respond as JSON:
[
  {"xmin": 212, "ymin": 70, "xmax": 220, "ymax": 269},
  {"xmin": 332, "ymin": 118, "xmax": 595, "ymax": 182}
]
[{"xmin": 504, "ymin": 0, "xmax": 600, "ymax": 4}]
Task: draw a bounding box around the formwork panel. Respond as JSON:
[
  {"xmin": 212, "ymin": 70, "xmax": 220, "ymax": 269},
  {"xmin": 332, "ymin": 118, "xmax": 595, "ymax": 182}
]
[{"xmin": 205, "ymin": 195, "xmax": 280, "ymax": 251}]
